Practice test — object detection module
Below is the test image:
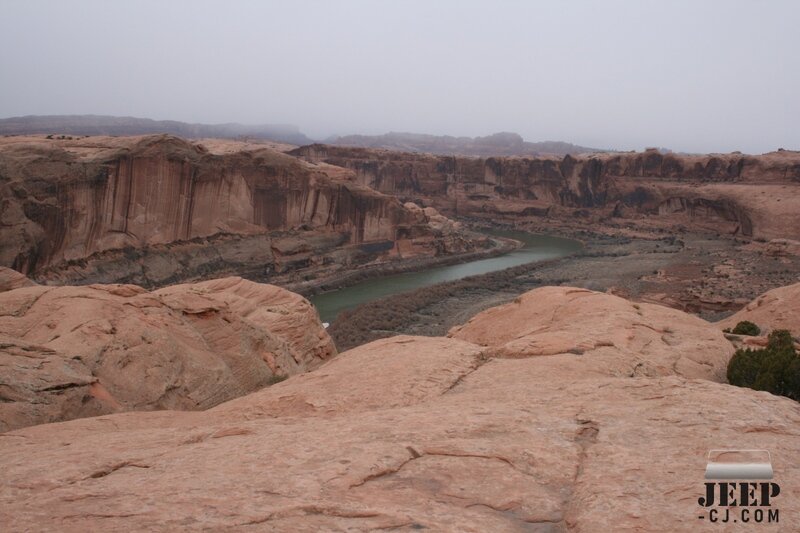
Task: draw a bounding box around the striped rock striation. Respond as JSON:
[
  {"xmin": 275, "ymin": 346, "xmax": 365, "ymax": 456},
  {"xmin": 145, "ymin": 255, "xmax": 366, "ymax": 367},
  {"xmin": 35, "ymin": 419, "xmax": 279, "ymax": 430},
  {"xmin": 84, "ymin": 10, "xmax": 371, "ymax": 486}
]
[
  {"xmin": 291, "ymin": 145, "xmax": 800, "ymax": 239},
  {"xmin": 0, "ymin": 135, "xmax": 488, "ymax": 287}
]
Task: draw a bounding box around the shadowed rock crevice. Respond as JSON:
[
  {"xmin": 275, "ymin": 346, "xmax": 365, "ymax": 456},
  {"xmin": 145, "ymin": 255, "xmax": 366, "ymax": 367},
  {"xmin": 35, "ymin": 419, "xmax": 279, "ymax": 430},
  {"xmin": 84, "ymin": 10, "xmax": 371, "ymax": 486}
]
[{"xmin": 86, "ymin": 461, "xmax": 150, "ymax": 480}]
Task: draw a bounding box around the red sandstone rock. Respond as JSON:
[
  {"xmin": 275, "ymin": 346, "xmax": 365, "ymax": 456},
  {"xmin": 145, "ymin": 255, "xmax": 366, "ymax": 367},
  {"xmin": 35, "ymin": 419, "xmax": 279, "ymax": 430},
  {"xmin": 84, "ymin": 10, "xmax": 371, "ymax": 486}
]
[
  {"xmin": 0, "ymin": 135, "xmax": 485, "ymax": 287},
  {"xmin": 292, "ymin": 145, "xmax": 800, "ymax": 239},
  {"xmin": 718, "ymin": 282, "xmax": 800, "ymax": 335},
  {"xmin": 3, "ymin": 286, "xmax": 798, "ymax": 530},
  {"xmin": 0, "ymin": 277, "xmax": 335, "ymax": 431},
  {"xmin": 449, "ymin": 286, "xmax": 733, "ymax": 382},
  {"xmin": 765, "ymin": 239, "xmax": 800, "ymax": 257},
  {"xmin": 0, "ymin": 267, "xmax": 36, "ymax": 292}
]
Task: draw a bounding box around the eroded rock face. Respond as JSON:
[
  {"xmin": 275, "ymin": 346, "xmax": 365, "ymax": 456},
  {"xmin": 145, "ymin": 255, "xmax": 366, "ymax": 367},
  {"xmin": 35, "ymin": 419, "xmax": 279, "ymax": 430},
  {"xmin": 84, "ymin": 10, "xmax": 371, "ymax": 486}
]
[
  {"xmin": 0, "ymin": 135, "xmax": 486, "ymax": 287},
  {"xmin": 0, "ymin": 276, "xmax": 335, "ymax": 432},
  {"xmin": 3, "ymin": 286, "xmax": 798, "ymax": 531},
  {"xmin": 291, "ymin": 145, "xmax": 800, "ymax": 239}
]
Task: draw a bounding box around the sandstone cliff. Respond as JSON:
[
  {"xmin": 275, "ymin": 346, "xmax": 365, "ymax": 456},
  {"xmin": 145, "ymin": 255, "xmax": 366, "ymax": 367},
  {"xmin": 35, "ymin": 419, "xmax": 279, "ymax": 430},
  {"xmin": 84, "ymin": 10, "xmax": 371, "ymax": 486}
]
[
  {"xmin": 0, "ymin": 135, "xmax": 487, "ymax": 287},
  {"xmin": 2, "ymin": 286, "xmax": 798, "ymax": 531},
  {"xmin": 291, "ymin": 145, "xmax": 800, "ymax": 239},
  {"xmin": 0, "ymin": 275, "xmax": 335, "ymax": 432}
]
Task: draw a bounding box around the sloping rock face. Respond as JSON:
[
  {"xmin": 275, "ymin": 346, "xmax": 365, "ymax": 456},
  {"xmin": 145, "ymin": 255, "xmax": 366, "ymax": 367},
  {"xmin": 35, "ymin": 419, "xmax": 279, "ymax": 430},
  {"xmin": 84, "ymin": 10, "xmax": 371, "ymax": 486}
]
[
  {"xmin": 0, "ymin": 276, "xmax": 335, "ymax": 432},
  {"xmin": 4, "ymin": 287, "xmax": 798, "ymax": 531},
  {"xmin": 718, "ymin": 282, "xmax": 800, "ymax": 335},
  {"xmin": 291, "ymin": 145, "xmax": 800, "ymax": 238},
  {"xmin": 0, "ymin": 266, "xmax": 36, "ymax": 292},
  {"xmin": 449, "ymin": 286, "xmax": 732, "ymax": 382},
  {"xmin": 0, "ymin": 135, "xmax": 485, "ymax": 287}
]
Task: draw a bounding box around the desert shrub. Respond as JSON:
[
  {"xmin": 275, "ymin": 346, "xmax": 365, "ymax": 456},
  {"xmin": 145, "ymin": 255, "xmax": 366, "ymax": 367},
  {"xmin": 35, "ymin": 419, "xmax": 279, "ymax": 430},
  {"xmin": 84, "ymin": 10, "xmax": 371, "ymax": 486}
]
[
  {"xmin": 727, "ymin": 329, "xmax": 800, "ymax": 401},
  {"xmin": 731, "ymin": 320, "xmax": 761, "ymax": 336}
]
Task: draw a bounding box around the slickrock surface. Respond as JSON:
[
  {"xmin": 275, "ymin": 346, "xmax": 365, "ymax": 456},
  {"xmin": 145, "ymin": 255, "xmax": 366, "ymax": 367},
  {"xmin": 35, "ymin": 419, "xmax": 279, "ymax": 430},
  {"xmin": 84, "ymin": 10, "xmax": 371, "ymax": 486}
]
[
  {"xmin": 3, "ymin": 286, "xmax": 798, "ymax": 531},
  {"xmin": 449, "ymin": 287, "xmax": 732, "ymax": 382},
  {"xmin": 0, "ymin": 135, "xmax": 486, "ymax": 287},
  {"xmin": 0, "ymin": 276, "xmax": 335, "ymax": 432},
  {"xmin": 718, "ymin": 282, "xmax": 800, "ymax": 335}
]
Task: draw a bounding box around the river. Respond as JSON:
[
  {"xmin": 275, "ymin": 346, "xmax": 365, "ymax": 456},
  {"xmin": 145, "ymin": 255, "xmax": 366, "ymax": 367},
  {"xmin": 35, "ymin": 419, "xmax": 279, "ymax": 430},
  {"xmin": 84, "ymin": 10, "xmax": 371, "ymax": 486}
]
[{"xmin": 310, "ymin": 229, "xmax": 582, "ymax": 324}]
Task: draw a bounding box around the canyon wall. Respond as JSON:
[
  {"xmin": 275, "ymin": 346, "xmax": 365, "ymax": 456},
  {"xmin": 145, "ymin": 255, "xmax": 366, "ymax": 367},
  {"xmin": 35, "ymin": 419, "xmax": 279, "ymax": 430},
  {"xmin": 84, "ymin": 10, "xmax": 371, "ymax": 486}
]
[
  {"xmin": 291, "ymin": 145, "xmax": 800, "ymax": 239},
  {"xmin": 0, "ymin": 135, "xmax": 487, "ymax": 287}
]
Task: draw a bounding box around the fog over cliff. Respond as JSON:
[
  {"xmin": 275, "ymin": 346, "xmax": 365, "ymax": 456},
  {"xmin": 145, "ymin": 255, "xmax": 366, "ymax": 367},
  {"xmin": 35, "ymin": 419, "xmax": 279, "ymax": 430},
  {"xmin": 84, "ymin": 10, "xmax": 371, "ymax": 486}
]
[{"xmin": 0, "ymin": 0, "xmax": 798, "ymax": 153}]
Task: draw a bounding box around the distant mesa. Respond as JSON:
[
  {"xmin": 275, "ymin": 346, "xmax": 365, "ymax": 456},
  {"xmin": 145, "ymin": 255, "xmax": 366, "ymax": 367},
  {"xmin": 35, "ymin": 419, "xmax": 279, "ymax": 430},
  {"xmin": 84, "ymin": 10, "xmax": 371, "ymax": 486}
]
[
  {"xmin": 329, "ymin": 131, "xmax": 607, "ymax": 157},
  {"xmin": 0, "ymin": 114, "xmax": 313, "ymax": 146},
  {"xmin": 0, "ymin": 116, "xmax": 607, "ymax": 157}
]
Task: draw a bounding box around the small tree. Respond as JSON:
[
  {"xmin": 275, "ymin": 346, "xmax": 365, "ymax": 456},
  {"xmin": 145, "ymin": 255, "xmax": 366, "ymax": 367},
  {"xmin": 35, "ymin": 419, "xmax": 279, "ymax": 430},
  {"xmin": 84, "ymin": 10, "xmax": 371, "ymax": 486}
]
[
  {"xmin": 731, "ymin": 320, "xmax": 761, "ymax": 336},
  {"xmin": 727, "ymin": 329, "xmax": 800, "ymax": 401}
]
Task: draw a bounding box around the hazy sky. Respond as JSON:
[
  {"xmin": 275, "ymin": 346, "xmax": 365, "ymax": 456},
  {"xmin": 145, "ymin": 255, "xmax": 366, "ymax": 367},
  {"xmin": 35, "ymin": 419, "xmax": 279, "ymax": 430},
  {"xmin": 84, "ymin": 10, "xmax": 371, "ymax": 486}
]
[{"xmin": 1, "ymin": 0, "xmax": 798, "ymax": 153}]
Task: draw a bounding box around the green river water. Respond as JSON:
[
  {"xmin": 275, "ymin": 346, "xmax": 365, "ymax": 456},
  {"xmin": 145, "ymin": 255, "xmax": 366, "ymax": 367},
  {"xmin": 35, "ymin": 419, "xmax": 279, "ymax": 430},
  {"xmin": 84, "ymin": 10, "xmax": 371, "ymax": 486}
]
[{"xmin": 310, "ymin": 229, "xmax": 582, "ymax": 324}]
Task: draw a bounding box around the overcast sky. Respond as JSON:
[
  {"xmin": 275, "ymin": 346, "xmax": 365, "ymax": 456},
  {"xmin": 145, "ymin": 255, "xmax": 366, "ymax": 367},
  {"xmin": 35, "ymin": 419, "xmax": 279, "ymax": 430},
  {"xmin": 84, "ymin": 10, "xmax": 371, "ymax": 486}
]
[{"xmin": 1, "ymin": 0, "xmax": 797, "ymax": 153}]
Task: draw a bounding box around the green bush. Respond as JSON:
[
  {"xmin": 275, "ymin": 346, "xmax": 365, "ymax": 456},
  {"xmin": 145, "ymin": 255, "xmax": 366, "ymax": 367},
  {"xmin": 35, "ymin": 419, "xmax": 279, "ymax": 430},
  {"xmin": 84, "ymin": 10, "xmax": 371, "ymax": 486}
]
[
  {"xmin": 727, "ymin": 329, "xmax": 800, "ymax": 401},
  {"xmin": 731, "ymin": 320, "xmax": 761, "ymax": 336}
]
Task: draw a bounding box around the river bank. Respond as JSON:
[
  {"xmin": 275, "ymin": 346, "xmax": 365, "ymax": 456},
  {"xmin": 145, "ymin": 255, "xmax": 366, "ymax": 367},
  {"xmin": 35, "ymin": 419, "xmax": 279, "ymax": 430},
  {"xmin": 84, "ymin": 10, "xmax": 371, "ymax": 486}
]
[
  {"xmin": 283, "ymin": 230, "xmax": 523, "ymax": 298},
  {"xmin": 309, "ymin": 230, "xmax": 582, "ymax": 323},
  {"xmin": 328, "ymin": 225, "xmax": 800, "ymax": 351}
]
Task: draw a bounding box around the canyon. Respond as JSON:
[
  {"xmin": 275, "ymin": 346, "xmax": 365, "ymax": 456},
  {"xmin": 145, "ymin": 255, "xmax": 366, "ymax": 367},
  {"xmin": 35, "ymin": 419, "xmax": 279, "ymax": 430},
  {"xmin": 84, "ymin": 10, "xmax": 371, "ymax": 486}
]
[
  {"xmin": 4, "ymin": 2, "xmax": 799, "ymax": 530},
  {"xmin": 0, "ymin": 135, "xmax": 492, "ymax": 289},
  {"xmin": 1, "ymin": 134, "xmax": 799, "ymax": 531},
  {"xmin": 291, "ymin": 144, "xmax": 800, "ymax": 239},
  {"xmin": 4, "ymin": 134, "xmax": 799, "ymax": 298}
]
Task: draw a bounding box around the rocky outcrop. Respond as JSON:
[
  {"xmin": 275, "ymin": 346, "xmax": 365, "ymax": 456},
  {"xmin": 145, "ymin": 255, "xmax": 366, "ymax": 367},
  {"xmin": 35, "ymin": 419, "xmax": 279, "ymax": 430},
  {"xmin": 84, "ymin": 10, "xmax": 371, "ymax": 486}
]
[
  {"xmin": 718, "ymin": 282, "xmax": 800, "ymax": 336},
  {"xmin": 0, "ymin": 267, "xmax": 36, "ymax": 292},
  {"xmin": 0, "ymin": 276, "xmax": 335, "ymax": 432},
  {"xmin": 0, "ymin": 135, "xmax": 488, "ymax": 287},
  {"xmin": 4, "ymin": 286, "xmax": 798, "ymax": 531},
  {"xmin": 449, "ymin": 286, "xmax": 732, "ymax": 381},
  {"xmin": 291, "ymin": 145, "xmax": 800, "ymax": 239},
  {"xmin": 764, "ymin": 239, "xmax": 800, "ymax": 258}
]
